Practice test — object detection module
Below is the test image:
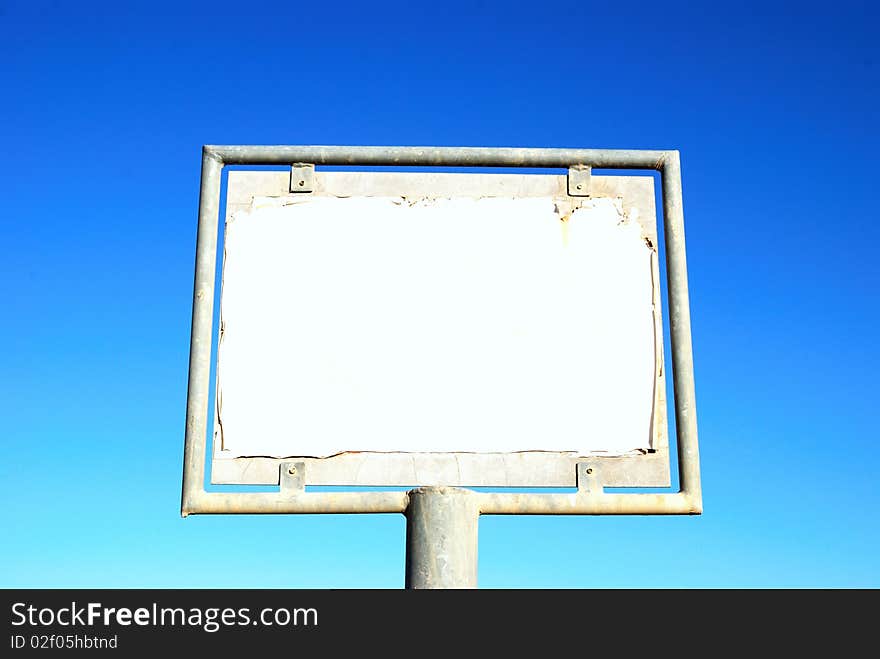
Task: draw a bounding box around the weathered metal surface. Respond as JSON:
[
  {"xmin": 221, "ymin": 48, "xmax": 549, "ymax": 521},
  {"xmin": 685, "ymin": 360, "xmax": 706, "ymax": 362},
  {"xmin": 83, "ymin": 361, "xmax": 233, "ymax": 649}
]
[
  {"xmin": 289, "ymin": 163, "xmax": 314, "ymax": 193},
  {"xmin": 661, "ymin": 152, "xmax": 702, "ymax": 498},
  {"xmin": 205, "ymin": 145, "xmax": 671, "ymax": 169},
  {"xmin": 477, "ymin": 491, "xmax": 701, "ymax": 515},
  {"xmin": 181, "ymin": 145, "xmax": 701, "ymax": 519},
  {"xmin": 181, "ymin": 489, "xmax": 699, "ymax": 517},
  {"xmin": 406, "ymin": 488, "xmax": 479, "ymax": 589},
  {"xmin": 181, "ymin": 153, "xmax": 221, "ymax": 516},
  {"xmin": 280, "ymin": 462, "xmax": 305, "ymax": 493},
  {"xmin": 210, "ymin": 451, "xmax": 670, "ymax": 488},
  {"xmin": 213, "ymin": 169, "xmax": 669, "ymax": 489},
  {"xmin": 576, "ymin": 463, "xmax": 601, "ymax": 494},
  {"xmin": 567, "ymin": 165, "xmax": 591, "ymax": 196},
  {"xmin": 182, "ymin": 491, "xmax": 410, "ymax": 516}
]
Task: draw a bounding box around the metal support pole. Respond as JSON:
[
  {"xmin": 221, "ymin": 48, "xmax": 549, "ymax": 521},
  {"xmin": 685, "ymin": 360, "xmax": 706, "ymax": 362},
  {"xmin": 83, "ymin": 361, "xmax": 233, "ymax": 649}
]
[{"xmin": 405, "ymin": 487, "xmax": 480, "ymax": 589}]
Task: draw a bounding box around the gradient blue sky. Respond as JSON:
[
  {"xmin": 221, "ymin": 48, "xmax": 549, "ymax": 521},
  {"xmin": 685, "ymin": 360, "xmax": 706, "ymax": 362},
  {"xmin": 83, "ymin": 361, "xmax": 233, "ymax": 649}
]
[{"xmin": 2, "ymin": 0, "xmax": 877, "ymax": 587}]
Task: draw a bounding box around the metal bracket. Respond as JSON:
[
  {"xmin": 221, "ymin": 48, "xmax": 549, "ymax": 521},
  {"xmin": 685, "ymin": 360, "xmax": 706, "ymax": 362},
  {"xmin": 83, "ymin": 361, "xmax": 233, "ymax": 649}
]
[
  {"xmin": 567, "ymin": 165, "xmax": 591, "ymax": 197},
  {"xmin": 289, "ymin": 164, "xmax": 314, "ymax": 193},
  {"xmin": 280, "ymin": 461, "xmax": 305, "ymax": 493},
  {"xmin": 576, "ymin": 462, "xmax": 602, "ymax": 494}
]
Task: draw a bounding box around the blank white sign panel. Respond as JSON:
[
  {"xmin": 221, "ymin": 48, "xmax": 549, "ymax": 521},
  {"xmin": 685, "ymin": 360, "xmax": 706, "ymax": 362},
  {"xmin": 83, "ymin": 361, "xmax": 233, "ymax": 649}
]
[{"xmin": 217, "ymin": 194, "xmax": 658, "ymax": 457}]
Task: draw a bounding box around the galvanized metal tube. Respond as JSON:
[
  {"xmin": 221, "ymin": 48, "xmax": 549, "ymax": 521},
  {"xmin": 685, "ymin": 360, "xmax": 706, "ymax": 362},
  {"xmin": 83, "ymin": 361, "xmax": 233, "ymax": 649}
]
[
  {"xmin": 477, "ymin": 492, "xmax": 699, "ymax": 515},
  {"xmin": 406, "ymin": 487, "xmax": 479, "ymax": 588},
  {"xmin": 181, "ymin": 151, "xmax": 222, "ymax": 516},
  {"xmin": 661, "ymin": 152, "xmax": 702, "ymax": 508},
  {"xmin": 207, "ymin": 145, "xmax": 670, "ymax": 170},
  {"xmin": 187, "ymin": 491, "xmax": 697, "ymax": 517},
  {"xmin": 186, "ymin": 491, "xmax": 409, "ymax": 515}
]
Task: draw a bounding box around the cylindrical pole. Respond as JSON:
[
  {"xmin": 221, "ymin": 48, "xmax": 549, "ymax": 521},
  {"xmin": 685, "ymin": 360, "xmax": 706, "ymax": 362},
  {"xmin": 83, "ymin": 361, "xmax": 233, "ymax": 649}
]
[{"xmin": 405, "ymin": 487, "xmax": 479, "ymax": 589}]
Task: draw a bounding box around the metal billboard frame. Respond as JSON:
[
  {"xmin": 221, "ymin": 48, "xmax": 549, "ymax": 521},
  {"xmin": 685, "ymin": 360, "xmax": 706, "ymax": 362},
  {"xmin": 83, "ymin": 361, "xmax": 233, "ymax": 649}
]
[{"xmin": 180, "ymin": 145, "xmax": 702, "ymax": 586}]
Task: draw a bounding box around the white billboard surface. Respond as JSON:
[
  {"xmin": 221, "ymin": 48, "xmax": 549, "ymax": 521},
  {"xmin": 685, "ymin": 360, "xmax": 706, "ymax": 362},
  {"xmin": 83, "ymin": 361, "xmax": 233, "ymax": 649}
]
[{"xmin": 216, "ymin": 193, "xmax": 658, "ymax": 457}]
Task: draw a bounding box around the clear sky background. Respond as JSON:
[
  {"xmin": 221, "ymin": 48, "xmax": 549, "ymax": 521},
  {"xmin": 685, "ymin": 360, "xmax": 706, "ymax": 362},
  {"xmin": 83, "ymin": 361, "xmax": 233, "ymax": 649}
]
[{"xmin": 1, "ymin": 0, "xmax": 877, "ymax": 588}]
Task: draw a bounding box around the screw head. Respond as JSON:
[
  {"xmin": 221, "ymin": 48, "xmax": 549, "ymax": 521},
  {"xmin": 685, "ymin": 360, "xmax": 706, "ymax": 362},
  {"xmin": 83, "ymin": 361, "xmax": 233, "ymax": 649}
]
[
  {"xmin": 298, "ymin": 179, "xmax": 305, "ymax": 187},
  {"xmin": 585, "ymin": 467, "xmax": 593, "ymax": 475},
  {"xmin": 288, "ymin": 466, "xmax": 297, "ymax": 475},
  {"xmin": 576, "ymin": 184, "xmax": 582, "ymax": 190}
]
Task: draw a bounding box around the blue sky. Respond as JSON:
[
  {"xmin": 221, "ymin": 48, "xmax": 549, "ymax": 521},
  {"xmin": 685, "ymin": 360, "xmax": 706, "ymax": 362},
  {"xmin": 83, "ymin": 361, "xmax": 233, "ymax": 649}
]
[{"xmin": 1, "ymin": 0, "xmax": 877, "ymax": 587}]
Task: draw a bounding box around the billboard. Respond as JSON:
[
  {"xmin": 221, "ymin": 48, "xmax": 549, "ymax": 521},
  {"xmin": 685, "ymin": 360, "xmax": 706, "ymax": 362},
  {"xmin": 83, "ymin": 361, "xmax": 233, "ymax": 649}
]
[
  {"xmin": 213, "ymin": 170, "xmax": 669, "ymax": 488},
  {"xmin": 181, "ymin": 146, "xmax": 701, "ymax": 522}
]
